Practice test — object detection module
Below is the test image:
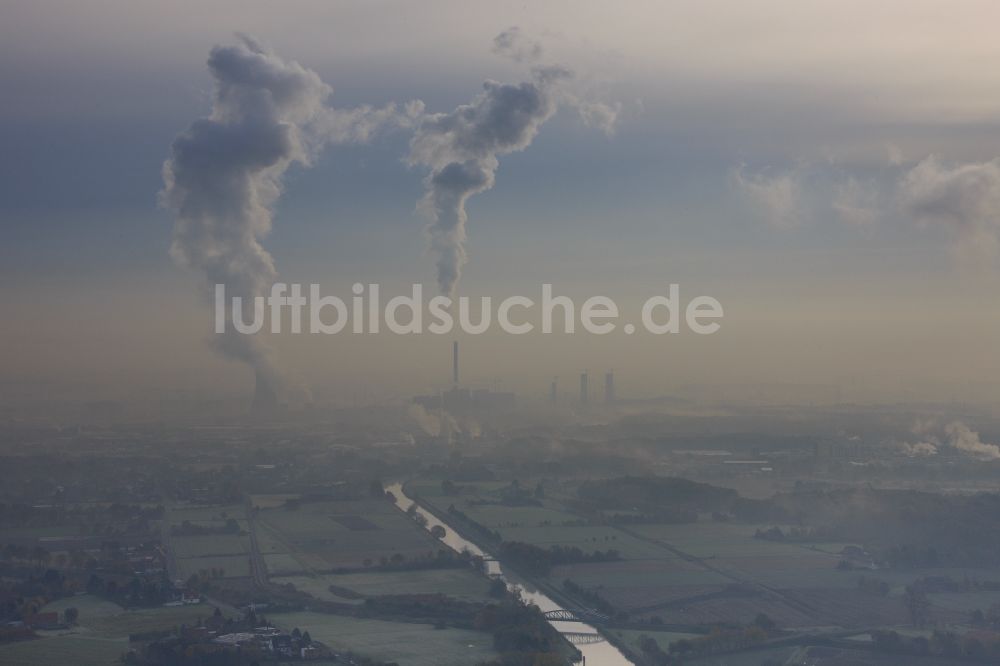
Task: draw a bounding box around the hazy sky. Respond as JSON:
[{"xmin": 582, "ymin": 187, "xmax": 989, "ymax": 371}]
[{"xmin": 3, "ymin": 1, "xmax": 1000, "ymax": 410}]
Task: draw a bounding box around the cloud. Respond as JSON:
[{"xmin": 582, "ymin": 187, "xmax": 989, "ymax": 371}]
[
  {"xmin": 732, "ymin": 166, "xmax": 801, "ymax": 229},
  {"xmin": 493, "ymin": 26, "xmax": 544, "ymax": 63},
  {"xmin": 898, "ymin": 156, "xmax": 1000, "ymax": 270},
  {"xmin": 832, "ymin": 176, "xmax": 880, "ymax": 226}
]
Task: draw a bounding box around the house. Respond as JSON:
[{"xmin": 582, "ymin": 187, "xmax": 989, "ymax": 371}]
[{"xmin": 269, "ymin": 634, "xmax": 294, "ymax": 656}]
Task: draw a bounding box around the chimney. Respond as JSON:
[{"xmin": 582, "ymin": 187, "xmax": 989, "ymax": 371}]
[
  {"xmin": 580, "ymin": 371, "xmax": 589, "ymax": 405},
  {"xmin": 452, "ymin": 340, "xmax": 459, "ymax": 386},
  {"xmin": 605, "ymin": 371, "xmax": 615, "ymax": 404},
  {"xmin": 550, "ymin": 377, "xmax": 558, "ymax": 404}
]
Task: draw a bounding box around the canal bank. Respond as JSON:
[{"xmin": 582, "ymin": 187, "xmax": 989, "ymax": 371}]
[{"xmin": 388, "ymin": 482, "xmax": 638, "ymax": 666}]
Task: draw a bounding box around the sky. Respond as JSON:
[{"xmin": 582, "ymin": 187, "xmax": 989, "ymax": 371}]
[{"xmin": 3, "ymin": 0, "xmax": 1000, "ymax": 412}]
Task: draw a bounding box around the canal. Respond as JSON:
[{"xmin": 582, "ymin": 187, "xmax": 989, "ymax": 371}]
[{"xmin": 387, "ymin": 483, "xmax": 635, "ymax": 665}]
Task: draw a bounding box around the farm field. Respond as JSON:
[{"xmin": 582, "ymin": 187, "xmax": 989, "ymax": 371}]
[
  {"xmin": 269, "ymin": 611, "xmax": 499, "ymax": 666},
  {"xmin": 407, "ymin": 478, "xmax": 985, "ymax": 631},
  {"xmin": 2, "ymin": 594, "xmax": 223, "ymax": 666},
  {"xmin": 165, "ymin": 502, "xmax": 252, "ymax": 580},
  {"xmin": 41, "ymin": 594, "xmax": 215, "ymax": 638},
  {"xmin": 496, "ymin": 525, "xmax": 667, "ymax": 559},
  {"xmin": 0, "ymin": 635, "xmax": 124, "ymax": 666},
  {"xmin": 168, "ymin": 504, "xmax": 244, "ymax": 523},
  {"xmin": 256, "ymin": 498, "xmax": 445, "ymax": 570},
  {"xmin": 627, "ymin": 523, "xmax": 852, "ymax": 589},
  {"xmin": 176, "ymin": 553, "xmax": 251, "ymax": 579},
  {"xmin": 272, "ymin": 567, "xmax": 495, "ymax": 603},
  {"xmin": 927, "ymin": 590, "xmax": 1000, "ymax": 613},
  {"xmin": 683, "ymin": 645, "xmax": 800, "ymax": 666},
  {"xmin": 608, "ymin": 628, "xmax": 701, "ymax": 655},
  {"xmin": 170, "ymin": 533, "xmax": 249, "ymax": 558}
]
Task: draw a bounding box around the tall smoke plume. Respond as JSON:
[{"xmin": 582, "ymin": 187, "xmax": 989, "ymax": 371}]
[
  {"xmin": 408, "ymin": 28, "xmax": 618, "ymax": 297},
  {"xmin": 161, "ymin": 35, "xmax": 414, "ymax": 408}
]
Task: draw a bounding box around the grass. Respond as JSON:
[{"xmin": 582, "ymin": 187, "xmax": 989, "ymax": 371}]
[
  {"xmin": 176, "ymin": 554, "xmax": 251, "ymax": 579},
  {"xmin": 497, "ymin": 525, "xmax": 667, "ymax": 559},
  {"xmin": 609, "ymin": 628, "xmax": 701, "ymax": 654},
  {"xmin": 928, "ymin": 590, "xmax": 1000, "ymax": 612},
  {"xmin": 167, "ymin": 503, "xmax": 244, "ymax": 524},
  {"xmin": 264, "ymin": 552, "xmax": 307, "ymax": 575},
  {"xmin": 42, "ymin": 594, "xmax": 123, "ymax": 620},
  {"xmin": 273, "ymin": 568, "xmax": 494, "ymax": 603},
  {"xmin": 257, "ymin": 498, "xmax": 445, "ymax": 569},
  {"xmin": 67, "ymin": 600, "xmax": 216, "ymax": 638},
  {"xmin": 269, "ymin": 611, "xmax": 499, "ymax": 666},
  {"xmin": 0, "ymin": 636, "xmax": 125, "ymax": 666},
  {"xmin": 170, "ymin": 534, "xmax": 249, "ymax": 558},
  {"xmin": 5, "ymin": 593, "xmax": 220, "ymax": 665}
]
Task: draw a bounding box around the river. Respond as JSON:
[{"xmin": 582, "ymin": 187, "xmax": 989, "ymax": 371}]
[{"xmin": 387, "ymin": 483, "xmax": 635, "ymax": 666}]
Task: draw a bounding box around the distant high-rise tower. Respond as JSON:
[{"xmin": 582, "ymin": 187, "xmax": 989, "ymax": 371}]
[
  {"xmin": 550, "ymin": 377, "xmax": 558, "ymax": 404},
  {"xmin": 605, "ymin": 371, "xmax": 615, "ymax": 404},
  {"xmin": 452, "ymin": 340, "xmax": 459, "ymax": 386},
  {"xmin": 580, "ymin": 371, "xmax": 589, "ymax": 405}
]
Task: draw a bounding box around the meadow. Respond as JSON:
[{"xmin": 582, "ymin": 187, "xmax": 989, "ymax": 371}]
[
  {"xmin": 256, "ymin": 498, "xmax": 445, "ymax": 570},
  {"xmin": 268, "ymin": 611, "xmax": 499, "ymax": 666},
  {"xmin": 0, "ymin": 594, "xmax": 221, "ymax": 666},
  {"xmin": 272, "ymin": 567, "xmax": 495, "ymax": 603}
]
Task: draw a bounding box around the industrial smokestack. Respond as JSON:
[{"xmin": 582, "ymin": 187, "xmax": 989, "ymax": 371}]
[
  {"xmin": 605, "ymin": 370, "xmax": 615, "ymax": 404},
  {"xmin": 453, "ymin": 340, "xmax": 459, "ymax": 386},
  {"xmin": 580, "ymin": 372, "xmax": 589, "ymax": 405}
]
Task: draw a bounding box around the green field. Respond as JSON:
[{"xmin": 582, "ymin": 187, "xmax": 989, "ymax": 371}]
[
  {"xmin": 165, "ymin": 502, "xmax": 253, "ymax": 579},
  {"xmin": 497, "ymin": 524, "xmax": 668, "ymax": 559},
  {"xmin": 609, "ymin": 628, "xmax": 701, "ymax": 654},
  {"xmin": 257, "ymin": 498, "xmax": 445, "ymax": 570},
  {"xmin": 269, "ymin": 611, "xmax": 499, "ymax": 666},
  {"xmin": 0, "ymin": 636, "xmax": 124, "ymax": 666},
  {"xmin": 167, "ymin": 504, "xmax": 244, "ymax": 523},
  {"xmin": 273, "ymin": 567, "xmax": 494, "ymax": 603},
  {"xmin": 170, "ymin": 534, "xmax": 249, "ymax": 558},
  {"xmin": 2, "ymin": 594, "xmax": 225, "ymax": 666},
  {"xmin": 176, "ymin": 554, "xmax": 251, "ymax": 579},
  {"xmin": 40, "ymin": 595, "xmax": 216, "ymax": 639}
]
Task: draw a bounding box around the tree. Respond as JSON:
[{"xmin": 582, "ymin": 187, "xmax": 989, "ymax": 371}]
[
  {"xmin": 430, "ymin": 525, "xmax": 446, "ymax": 539},
  {"xmin": 301, "ymin": 630, "xmax": 311, "ymax": 644},
  {"xmin": 489, "ymin": 577, "xmax": 508, "ymax": 599},
  {"xmin": 64, "ymin": 607, "xmax": 79, "ymax": 624},
  {"xmin": 904, "ymin": 585, "xmax": 930, "ymax": 628},
  {"xmin": 31, "ymin": 545, "xmax": 50, "ymax": 569},
  {"xmin": 291, "ymin": 627, "xmax": 302, "ymax": 639},
  {"xmin": 754, "ymin": 612, "xmax": 776, "ymax": 633}
]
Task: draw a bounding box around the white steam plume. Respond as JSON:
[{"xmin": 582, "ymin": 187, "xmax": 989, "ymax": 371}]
[
  {"xmin": 944, "ymin": 421, "xmax": 1000, "ymax": 460},
  {"xmin": 893, "ymin": 419, "xmax": 1000, "ymax": 460},
  {"xmin": 408, "ymin": 27, "xmax": 618, "ymax": 297},
  {"xmin": 161, "ymin": 35, "xmax": 412, "ymax": 404}
]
